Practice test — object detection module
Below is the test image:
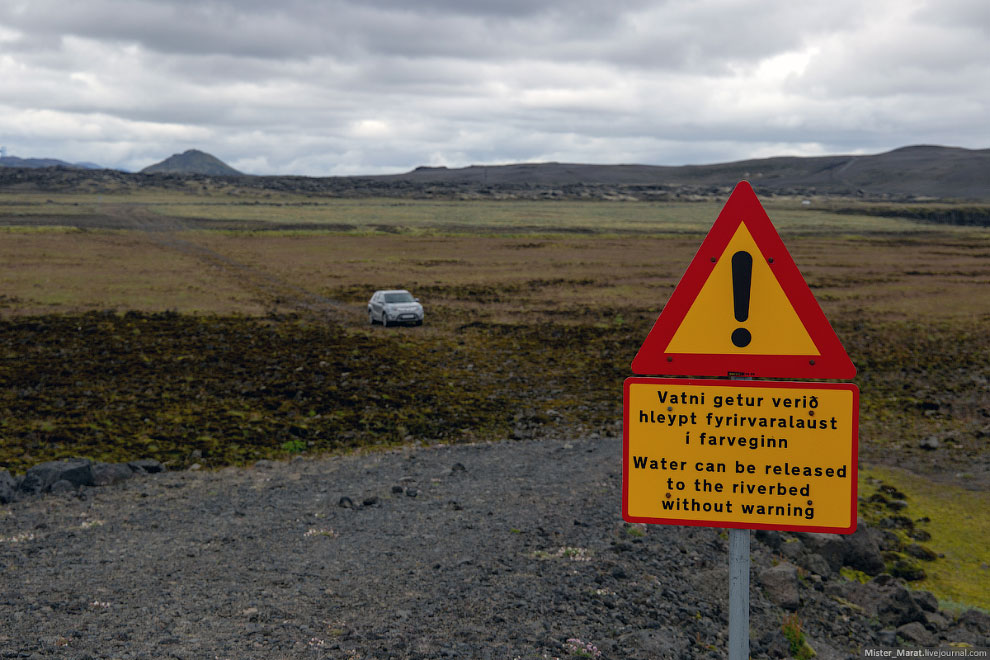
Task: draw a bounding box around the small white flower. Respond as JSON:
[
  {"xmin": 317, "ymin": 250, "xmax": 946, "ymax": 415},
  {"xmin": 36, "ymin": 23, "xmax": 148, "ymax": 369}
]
[
  {"xmin": 564, "ymin": 638, "xmax": 602, "ymax": 658},
  {"xmin": 533, "ymin": 546, "xmax": 593, "ymax": 562},
  {"xmin": 304, "ymin": 528, "xmax": 338, "ymax": 538}
]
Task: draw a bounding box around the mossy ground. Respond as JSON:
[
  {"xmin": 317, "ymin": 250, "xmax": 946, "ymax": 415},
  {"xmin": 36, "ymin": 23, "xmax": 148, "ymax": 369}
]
[
  {"xmin": 859, "ymin": 466, "xmax": 990, "ymax": 611},
  {"xmin": 0, "ymin": 312, "xmax": 629, "ymax": 473}
]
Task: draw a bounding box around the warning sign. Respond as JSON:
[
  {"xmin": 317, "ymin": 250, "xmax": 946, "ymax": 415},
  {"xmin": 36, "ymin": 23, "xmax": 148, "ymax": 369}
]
[
  {"xmin": 622, "ymin": 378, "xmax": 858, "ymax": 533},
  {"xmin": 631, "ymin": 181, "xmax": 855, "ymax": 379}
]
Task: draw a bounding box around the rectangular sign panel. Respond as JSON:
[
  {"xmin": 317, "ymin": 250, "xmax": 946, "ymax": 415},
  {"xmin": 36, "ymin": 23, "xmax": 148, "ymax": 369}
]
[{"xmin": 623, "ymin": 378, "xmax": 858, "ymax": 533}]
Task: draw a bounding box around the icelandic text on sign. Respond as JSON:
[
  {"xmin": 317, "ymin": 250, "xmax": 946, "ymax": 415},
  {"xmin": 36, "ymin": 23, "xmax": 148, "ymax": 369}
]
[{"xmin": 623, "ymin": 378, "xmax": 858, "ymax": 533}]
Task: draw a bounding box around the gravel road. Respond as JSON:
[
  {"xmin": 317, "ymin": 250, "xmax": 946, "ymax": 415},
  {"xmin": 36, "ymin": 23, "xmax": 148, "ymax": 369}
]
[{"xmin": 1, "ymin": 434, "xmax": 984, "ymax": 659}]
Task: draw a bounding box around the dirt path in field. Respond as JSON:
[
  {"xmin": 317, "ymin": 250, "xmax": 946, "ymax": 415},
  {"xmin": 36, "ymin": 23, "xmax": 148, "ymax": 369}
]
[{"xmin": 102, "ymin": 204, "xmax": 354, "ymax": 321}]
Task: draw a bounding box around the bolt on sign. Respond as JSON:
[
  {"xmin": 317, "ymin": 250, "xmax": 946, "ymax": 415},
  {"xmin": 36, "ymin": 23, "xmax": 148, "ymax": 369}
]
[{"xmin": 623, "ymin": 181, "xmax": 859, "ymax": 534}]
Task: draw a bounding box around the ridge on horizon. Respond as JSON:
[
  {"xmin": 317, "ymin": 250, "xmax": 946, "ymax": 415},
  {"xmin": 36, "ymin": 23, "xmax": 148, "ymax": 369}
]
[
  {"xmin": 407, "ymin": 143, "xmax": 974, "ymax": 173},
  {"xmin": 389, "ymin": 144, "xmax": 986, "ymax": 177},
  {"xmin": 371, "ymin": 144, "xmax": 990, "ymax": 200},
  {"xmin": 1, "ymin": 144, "xmax": 988, "ymax": 200}
]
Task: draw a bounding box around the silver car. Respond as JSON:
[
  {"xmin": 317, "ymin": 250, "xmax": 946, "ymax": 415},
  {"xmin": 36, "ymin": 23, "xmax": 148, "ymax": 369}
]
[{"xmin": 368, "ymin": 289, "xmax": 424, "ymax": 327}]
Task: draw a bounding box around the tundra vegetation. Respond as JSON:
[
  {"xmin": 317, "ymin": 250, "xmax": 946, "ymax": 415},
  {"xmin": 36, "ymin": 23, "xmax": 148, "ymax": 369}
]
[{"xmin": 0, "ymin": 189, "xmax": 987, "ymax": 610}]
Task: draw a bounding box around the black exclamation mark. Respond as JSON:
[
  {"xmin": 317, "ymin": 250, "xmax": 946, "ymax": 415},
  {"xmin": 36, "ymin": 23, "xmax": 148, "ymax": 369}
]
[{"xmin": 731, "ymin": 251, "xmax": 752, "ymax": 347}]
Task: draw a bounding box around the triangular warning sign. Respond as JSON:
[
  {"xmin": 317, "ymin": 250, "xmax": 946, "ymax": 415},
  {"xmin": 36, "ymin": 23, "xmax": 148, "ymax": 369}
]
[{"xmin": 632, "ymin": 181, "xmax": 855, "ymax": 379}]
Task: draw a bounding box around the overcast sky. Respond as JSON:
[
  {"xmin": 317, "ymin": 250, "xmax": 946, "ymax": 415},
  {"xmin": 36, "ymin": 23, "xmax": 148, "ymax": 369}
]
[{"xmin": 1, "ymin": 0, "xmax": 987, "ymax": 175}]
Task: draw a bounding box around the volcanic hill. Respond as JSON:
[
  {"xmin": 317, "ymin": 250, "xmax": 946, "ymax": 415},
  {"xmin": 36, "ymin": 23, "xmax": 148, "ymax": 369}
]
[{"xmin": 140, "ymin": 149, "xmax": 242, "ymax": 176}]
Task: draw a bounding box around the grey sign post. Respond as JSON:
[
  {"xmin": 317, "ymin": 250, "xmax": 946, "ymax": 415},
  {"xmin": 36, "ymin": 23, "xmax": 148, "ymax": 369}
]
[{"xmin": 728, "ymin": 527, "xmax": 750, "ymax": 660}]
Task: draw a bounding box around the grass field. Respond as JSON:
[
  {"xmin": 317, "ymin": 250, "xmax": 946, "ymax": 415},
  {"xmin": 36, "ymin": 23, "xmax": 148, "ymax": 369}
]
[
  {"xmin": 1, "ymin": 191, "xmax": 975, "ymax": 235},
  {"xmin": 0, "ymin": 191, "xmax": 987, "ymax": 609},
  {"xmin": 859, "ymin": 466, "xmax": 990, "ymax": 611}
]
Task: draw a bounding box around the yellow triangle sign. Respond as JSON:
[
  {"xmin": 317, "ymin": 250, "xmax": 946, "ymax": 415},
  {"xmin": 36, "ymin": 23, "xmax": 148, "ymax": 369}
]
[
  {"xmin": 666, "ymin": 223, "xmax": 818, "ymax": 356},
  {"xmin": 631, "ymin": 181, "xmax": 855, "ymax": 379}
]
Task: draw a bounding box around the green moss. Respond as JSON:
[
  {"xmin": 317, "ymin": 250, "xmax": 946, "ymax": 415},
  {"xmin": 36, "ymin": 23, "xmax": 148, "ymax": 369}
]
[
  {"xmin": 280, "ymin": 439, "xmax": 306, "ymax": 454},
  {"xmin": 0, "ymin": 312, "xmax": 631, "ymax": 473},
  {"xmin": 840, "ymin": 567, "xmax": 871, "ymax": 584},
  {"xmin": 782, "ymin": 614, "xmax": 816, "ymax": 660},
  {"xmin": 859, "ymin": 466, "xmax": 990, "ymax": 610}
]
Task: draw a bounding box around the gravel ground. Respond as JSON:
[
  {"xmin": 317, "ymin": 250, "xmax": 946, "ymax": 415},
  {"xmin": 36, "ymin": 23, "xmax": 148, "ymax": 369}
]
[{"xmin": 1, "ymin": 434, "xmax": 985, "ymax": 659}]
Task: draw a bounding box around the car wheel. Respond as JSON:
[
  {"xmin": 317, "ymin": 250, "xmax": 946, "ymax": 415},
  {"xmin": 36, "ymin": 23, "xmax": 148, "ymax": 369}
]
[
  {"xmin": 415, "ymin": 320, "xmax": 423, "ymax": 326},
  {"xmin": 382, "ymin": 311, "xmax": 390, "ymax": 327},
  {"xmin": 369, "ymin": 309, "xmax": 376, "ymax": 325}
]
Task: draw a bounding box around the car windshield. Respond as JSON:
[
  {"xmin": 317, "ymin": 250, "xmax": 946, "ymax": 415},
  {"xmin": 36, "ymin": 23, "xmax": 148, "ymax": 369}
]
[{"xmin": 384, "ymin": 292, "xmax": 414, "ymax": 303}]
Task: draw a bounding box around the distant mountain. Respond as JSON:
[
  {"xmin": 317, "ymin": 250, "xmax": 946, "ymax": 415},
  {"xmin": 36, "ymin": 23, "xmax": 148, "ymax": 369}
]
[
  {"xmin": 1, "ymin": 145, "xmax": 987, "ymax": 201},
  {"xmin": 141, "ymin": 149, "xmax": 241, "ymax": 176},
  {"xmin": 0, "ymin": 156, "xmax": 102, "ymax": 170},
  {"xmin": 378, "ymin": 145, "xmax": 990, "ymax": 200}
]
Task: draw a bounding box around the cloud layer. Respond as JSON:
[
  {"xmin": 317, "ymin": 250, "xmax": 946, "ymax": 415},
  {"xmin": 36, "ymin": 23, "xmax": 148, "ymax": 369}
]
[{"xmin": 1, "ymin": 0, "xmax": 986, "ymax": 174}]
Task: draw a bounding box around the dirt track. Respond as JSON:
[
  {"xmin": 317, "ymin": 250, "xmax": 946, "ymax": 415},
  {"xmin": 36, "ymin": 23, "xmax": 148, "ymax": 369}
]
[
  {"xmin": 0, "ymin": 204, "xmax": 352, "ymax": 321},
  {"xmin": 99, "ymin": 205, "xmax": 349, "ymax": 320}
]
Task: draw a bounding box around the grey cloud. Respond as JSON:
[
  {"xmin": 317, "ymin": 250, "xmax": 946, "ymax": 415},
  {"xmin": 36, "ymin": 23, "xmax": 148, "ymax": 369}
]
[
  {"xmin": 916, "ymin": 0, "xmax": 990, "ymax": 33},
  {"xmin": 791, "ymin": 24, "xmax": 990, "ymax": 99},
  {"xmin": 0, "ymin": 0, "xmax": 847, "ymax": 68},
  {"xmin": 0, "ymin": 0, "xmax": 986, "ymax": 175}
]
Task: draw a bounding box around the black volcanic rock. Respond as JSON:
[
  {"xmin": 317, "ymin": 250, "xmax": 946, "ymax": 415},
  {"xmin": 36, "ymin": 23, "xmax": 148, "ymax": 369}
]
[
  {"xmin": 0, "ymin": 469, "xmax": 16, "ymax": 503},
  {"xmin": 140, "ymin": 149, "xmax": 241, "ymax": 176},
  {"xmin": 0, "ymin": 156, "xmax": 101, "ymax": 169},
  {"xmin": 18, "ymin": 458, "xmax": 94, "ymax": 494}
]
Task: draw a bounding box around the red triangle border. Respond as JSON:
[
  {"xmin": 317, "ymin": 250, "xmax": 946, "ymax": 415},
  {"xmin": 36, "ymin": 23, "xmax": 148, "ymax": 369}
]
[{"xmin": 631, "ymin": 181, "xmax": 856, "ymax": 380}]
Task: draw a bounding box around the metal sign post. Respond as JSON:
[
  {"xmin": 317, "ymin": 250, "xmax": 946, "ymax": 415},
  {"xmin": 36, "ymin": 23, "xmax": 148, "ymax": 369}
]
[
  {"xmin": 728, "ymin": 374, "xmax": 752, "ymax": 660},
  {"xmin": 728, "ymin": 528, "xmax": 750, "ymax": 660}
]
